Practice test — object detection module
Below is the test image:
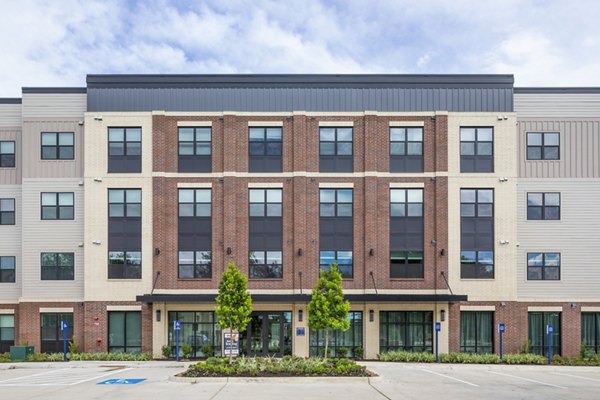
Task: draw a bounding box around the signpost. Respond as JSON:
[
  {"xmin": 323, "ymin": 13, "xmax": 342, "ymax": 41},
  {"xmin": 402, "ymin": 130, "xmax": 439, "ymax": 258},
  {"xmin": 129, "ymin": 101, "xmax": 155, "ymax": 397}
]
[
  {"xmin": 61, "ymin": 320, "xmax": 68, "ymax": 362},
  {"xmin": 223, "ymin": 332, "xmax": 239, "ymax": 356},
  {"xmin": 498, "ymin": 323, "xmax": 505, "ymax": 363},
  {"xmin": 546, "ymin": 324, "xmax": 554, "ymax": 365},
  {"xmin": 435, "ymin": 322, "xmax": 441, "ymax": 363},
  {"xmin": 174, "ymin": 320, "xmax": 181, "ymax": 362}
]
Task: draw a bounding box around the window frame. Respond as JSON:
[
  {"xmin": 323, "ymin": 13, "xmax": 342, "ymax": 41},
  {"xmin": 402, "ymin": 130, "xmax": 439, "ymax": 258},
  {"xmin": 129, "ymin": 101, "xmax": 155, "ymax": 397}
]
[
  {"xmin": 40, "ymin": 252, "xmax": 75, "ymax": 281},
  {"xmin": 319, "ymin": 188, "xmax": 353, "ymax": 217},
  {"xmin": 41, "ymin": 192, "xmax": 75, "ymax": 220},
  {"xmin": 460, "ymin": 127, "xmax": 494, "ymax": 173},
  {"xmin": 248, "ymin": 127, "xmax": 283, "ymax": 173},
  {"xmin": 0, "ymin": 256, "xmax": 15, "ymax": 283},
  {"xmin": 0, "ymin": 314, "xmax": 15, "ymax": 352},
  {"xmin": 178, "ymin": 127, "xmax": 212, "ymax": 172},
  {"xmin": 379, "ymin": 311, "xmax": 433, "ymax": 353},
  {"xmin": 40, "ymin": 312, "xmax": 73, "ymax": 353},
  {"xmin": 108, "ymin": 311, "xmax": 142, "ymax": 354},
  {"xmin": 108, "ymin": 189, "xmax": 142, "ymax": 218},
  {"xmin": 107, "ymin": 127, "xmax": 142, "ymax": 173},
  {"xmin": 319, "ymin": 127, "xmax": 353, "ymax": 172},
  {"xmin": 582, "ymin": 312, "xmax": 600, "ymax": 354},
  {"xmin": 108, "ymin": 250, "xmax": 142, "ymax": 279},
  {"xmin": 178, "ymin": 189, "xmax": 212, "ymax": 218},
  {"xmin": 0, "ymin": 140, "xmax": 15, "ymax": 168},
  {"xmin": 528, "ymin": 311, "xmax": 561, "ymax": 356},
  {"xmin": 527, "ymin": 192, "xmax": 560, "ymax": 221},
  {"xmin": 460, "ymin": 188, "xmax": 494, "ymax": 279},
  {"xmin": 319, "ymin": 250, "xmax": 353, "ymax": 279},
  {"xmin": 249, "ymin": 250, "xmax": 283, "ymax": 279},
  {"xmin": 310, "ymin": 311, "xmax": 362, "ymax": 358},
  {"xmin": 460, "ymin": 311, "xmax": 494, "ymax": 354},
  {"xmin": 389, "ymin": 127, "xmax": 424, "ymax": 172},
  {"xmin": 526, "ymin": 132, "xmax": 560, "ymax": 160},
  {"xmin": 41, "ymin": 132, "xmax": 75, "ymax": 160},
  {"xmin": 178, "ymin": 250, "xmax": 212, "ymax": 279},
  {"xmin": 0, "ymin": 198, "xmax": 15, "ymax": 225},
  {"xmin": 527, "ymin": 252, "xmax": 561, "ymax": 281}
]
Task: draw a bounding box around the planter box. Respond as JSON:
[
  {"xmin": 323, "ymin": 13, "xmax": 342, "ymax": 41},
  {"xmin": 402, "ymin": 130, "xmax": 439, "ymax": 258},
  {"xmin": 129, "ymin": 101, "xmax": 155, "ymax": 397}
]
[{"xmin": 10, "ymin": 345, "xmax": 34, "ymax": 361}]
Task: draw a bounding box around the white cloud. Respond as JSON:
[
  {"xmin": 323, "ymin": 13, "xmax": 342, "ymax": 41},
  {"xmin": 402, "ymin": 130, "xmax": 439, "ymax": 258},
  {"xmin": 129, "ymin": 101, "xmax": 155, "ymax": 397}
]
[{"xmin": 0, "ymin": 0, "xmax": 599, "ymax": 96}]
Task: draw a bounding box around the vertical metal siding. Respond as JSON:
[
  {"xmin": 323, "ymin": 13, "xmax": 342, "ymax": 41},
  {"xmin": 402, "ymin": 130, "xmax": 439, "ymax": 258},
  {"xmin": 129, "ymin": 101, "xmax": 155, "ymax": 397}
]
[
  {"xmin": 0, "ymin": 129, "xmax": 22, "ymax": 184},
  {"xmin": 0, "ymin": 185, "xmax": 22, "ymax": 301}
]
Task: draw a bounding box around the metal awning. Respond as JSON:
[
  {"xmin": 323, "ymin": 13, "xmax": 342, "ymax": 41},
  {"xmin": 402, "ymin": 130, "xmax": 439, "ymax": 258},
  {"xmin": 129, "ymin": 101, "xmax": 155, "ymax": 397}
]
[{"xmin": 136, "ymin": 293, "xmax": 467, "ymax": 303}]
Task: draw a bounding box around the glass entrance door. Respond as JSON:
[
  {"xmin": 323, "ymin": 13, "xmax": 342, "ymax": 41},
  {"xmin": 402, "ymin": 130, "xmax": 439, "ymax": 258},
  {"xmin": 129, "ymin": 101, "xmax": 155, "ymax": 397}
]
[{"xmin": 240, "ymin": 311, "xmax": 292, "ymax": 356}]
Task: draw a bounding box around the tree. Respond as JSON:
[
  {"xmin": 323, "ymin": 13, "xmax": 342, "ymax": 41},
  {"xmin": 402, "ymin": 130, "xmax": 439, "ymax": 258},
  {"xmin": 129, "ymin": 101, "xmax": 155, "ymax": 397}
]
[
  {"xmin": 215, "ymin": 262, "xmax": 253, "ymax": 361},
  {"xmin": 308, "ymin": 263, "xmax": 350, "ymax": 359}
]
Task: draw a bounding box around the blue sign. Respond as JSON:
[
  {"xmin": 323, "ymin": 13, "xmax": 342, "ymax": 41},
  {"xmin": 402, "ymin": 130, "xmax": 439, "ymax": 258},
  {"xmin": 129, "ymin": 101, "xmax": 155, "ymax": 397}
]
[
  {"xmin": 296, "ymin": 327, "xmax": 305, "ymax": 336},
  {"xmin": 435, "ymin": 322, "xmax": 441, "ymax": 332},
  {"xmin": 174, "ymin": 320, "xmax": 181, "ymax": 331},
  {"xmin": 98, "ymin": 378, "xmax": 146, "ymax": 385},
  {"xmin": 547, "ymin": 324, "xmax": 554, "ymax": 334},
  {"xmin": 498, "ymin": 323, "xmax": 505, "ymax": 333},
  {"xmin": 62, "ymin": 321, "xmax": 68, "ymax": 330}
]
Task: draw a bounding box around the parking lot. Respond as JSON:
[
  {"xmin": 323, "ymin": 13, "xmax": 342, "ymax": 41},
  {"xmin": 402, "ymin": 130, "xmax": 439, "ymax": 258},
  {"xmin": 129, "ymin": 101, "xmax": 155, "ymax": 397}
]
[{"xmin": 0, "ymin": 361, "xmax": 599, "ymax": 400}]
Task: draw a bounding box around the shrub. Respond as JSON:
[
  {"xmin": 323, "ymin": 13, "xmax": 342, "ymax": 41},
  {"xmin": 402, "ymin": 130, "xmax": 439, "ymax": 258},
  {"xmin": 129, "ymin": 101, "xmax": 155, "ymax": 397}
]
[
  {"xmin": 0, "ymin": 352, "xmax": 11, "ymax": 363},
  {"xmin": 353, "ymin": 347, "xmax": 364, "ymax": 360},
  {"xmin": 181, "ymin": 344, "xmax": 194, "ymax": 359},
  {"xmin": 161, "ymin": 345, "xmax": 173, "ymax": 358},
  {"xmin": 337, "ymin": 347, "xmax": 349, "ymax": 358},
  {"xmin": 200, "ymin": 344, "xmax": 213, "ymax": 358},
  {"xmin": 68, "ymin": 339, "xmax": 79, "ymax": 354}
]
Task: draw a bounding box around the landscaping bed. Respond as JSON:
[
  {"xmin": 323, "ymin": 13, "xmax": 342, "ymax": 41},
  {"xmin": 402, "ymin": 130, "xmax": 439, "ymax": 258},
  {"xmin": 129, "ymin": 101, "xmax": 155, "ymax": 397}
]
[
  {"xmin": 0, "ymin": 351, "xmax": 152, "ymax": 362},
  {"xmin": 377, "ymin": 350, "xmax": 600, "ymax": 366},
  {"xmin": 182, "ymin": 356, "xmax": 370, "ymax": 377}
]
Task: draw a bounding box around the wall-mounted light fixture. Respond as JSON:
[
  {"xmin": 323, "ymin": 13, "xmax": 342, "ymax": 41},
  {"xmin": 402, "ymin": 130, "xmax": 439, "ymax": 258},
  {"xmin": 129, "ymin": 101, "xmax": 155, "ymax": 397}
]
[
  {"xmin": 93, "ymin": 177, "xmax": 102, "ymax": 182},
  {"xmin": 298, "ymin": 309, "xmax": 303, "ymax": 322},
  {"xmin": 297, "ymin": 248, "xmax": 303, "ymax": 256},
  {"xmin": 571, "ymin": 303, "xmax": 577, "ymax": 309},
  {"xmin": 369, "ymin": 248, "xmax": 374, "ymax": 256},
  {"xmin": 440, "ymin": 249, "xmax": 445, "ymax": 256},
  {"xmin": 156, "ymin": 309, "xmax": 161, "ymax": 322},
  {"xmin": 93, "ymin": 115, "xmax": 103, "ymax": 121},
  {"xmin": 499, "ymin": 177, "xmax": 509, "ymax": 182},
  {"xmin": 440, "ymin": 309, "xmax": 446, "ymax": 322},
  {"xmin": 154, "ymin": 248, "xmax": 161, "ymax": 255},
  {"xmin": 431, "ymin": 239, "xmax": 437, "ymax": 245},
  {"xmin": 226, "ymin": 247, "xmax": 232, "ymax": 255},
  {"xmin": 369, "ymin": 310, "xmax": 375, "ymax": 322},
  {"xmin": 92, "ymin": 240, "xmax": 102, "ymax": 245}
]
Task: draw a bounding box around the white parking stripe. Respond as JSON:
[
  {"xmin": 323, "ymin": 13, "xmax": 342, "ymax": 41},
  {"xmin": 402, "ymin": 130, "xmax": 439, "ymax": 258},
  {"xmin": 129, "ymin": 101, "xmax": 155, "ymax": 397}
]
[
  {"xmin": 488, "ymin": 370, "xmax": 568, "ymax": 389},
  {"xmin": 552, "ymin": 372, "xmax": 600, "ymax": 383},
  {"xmin": 0, "ymin": 367, "xmax": 131, "ymax": 387},
  {"xmin": 419, "ymin": 368, "xmax": 479, "ymax": 387},
  {"xmin": 0, "ymin": 369, "xmax": 64, "ymax": 384},
  {"xmin": 69, "ymin": 367, "xmax": 132, "ymax": 386}
]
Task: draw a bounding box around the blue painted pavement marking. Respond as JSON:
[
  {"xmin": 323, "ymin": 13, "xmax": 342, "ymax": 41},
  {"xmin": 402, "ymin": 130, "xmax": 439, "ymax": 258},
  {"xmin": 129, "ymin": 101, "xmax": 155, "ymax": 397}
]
[{"xmin": 97, "ymin": 378, "xmax": 146, "ymax": 385}]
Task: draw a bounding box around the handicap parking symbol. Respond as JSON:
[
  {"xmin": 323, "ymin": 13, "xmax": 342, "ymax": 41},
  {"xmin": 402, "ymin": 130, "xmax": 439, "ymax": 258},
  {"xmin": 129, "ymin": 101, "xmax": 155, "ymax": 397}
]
[{"xmin": 97, "ymin": 378, "xmax": 146, "ymax": 385}]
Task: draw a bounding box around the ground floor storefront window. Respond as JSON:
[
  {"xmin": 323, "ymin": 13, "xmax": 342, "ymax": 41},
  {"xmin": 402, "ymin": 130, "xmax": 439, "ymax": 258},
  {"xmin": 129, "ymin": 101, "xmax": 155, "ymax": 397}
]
[
  {"xmin": 0, "ymin": 314, "xmax": 14, "ymax": 352},
  {"xmin": 310, "ymin": 311, "xmax": 363, "ymax": 358},
  {"xmin": 528, "ymin": 312, "xmax": 560, "ymax": 356},
  {"xmin": 582, "ymin": 312, "xmax": 600, "ymax": 354},
  {"xmin": 460, "ymin": 311, "xmax": 493, "ymax": 353},
  {"xmin": 108, "ymin": 311, "xmax": 141, "ymax": 354},
  {"xmin": 168, "ymin": 311, "xmax": 221, "ymax": 358},
  {"xmin": 40, "ymin": 313, "xmax": 73, "ymax": 353},
  {"xmin": 379, "ymin": 311, "xmax": 433, "ymax": 353}
]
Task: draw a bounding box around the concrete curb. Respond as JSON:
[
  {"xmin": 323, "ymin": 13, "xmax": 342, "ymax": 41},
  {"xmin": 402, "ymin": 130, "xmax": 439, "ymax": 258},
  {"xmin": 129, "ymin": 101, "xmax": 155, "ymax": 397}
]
[
  {"xmin": 169, "ymin": 375, "xmax": 371, "ymax": 384},
  {"xmin": 0, "ymin": 361, "xmax": 194, "ymax": 370}
]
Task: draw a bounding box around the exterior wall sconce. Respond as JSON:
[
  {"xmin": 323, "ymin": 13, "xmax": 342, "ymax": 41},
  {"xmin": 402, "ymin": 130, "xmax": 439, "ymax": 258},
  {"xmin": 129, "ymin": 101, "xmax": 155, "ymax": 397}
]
[
  {"xmin": 369, "ymin": 310, "xmax": 375, "ymax": 322},
  {"xmin": 226, "ymin": 247, "xmax": 232, "ymax": 255},
  {"xmin": 369, "ymin": 248, "xmax": 374, "ymax": 256},
  {"xmin": 440, "ymin": 249, "xmax": 445, "ymax": 256},
  {"xmin": 298, "ymin": 309, "xmax": 303, "ymax": 322},
  {"xmin": 297, "ymin": 248, "xmax": 303, "ymax": 256},
  {"xmin": 440, "ymin": 309, "xmax": 446, "ymax": 322},
  {"xmin": 156, "ymin": 309, "xmax": 161, "ymax": 322},
  {"xmin": 154, "ymin": 248, "xmax": 160, "ymax": 255}
]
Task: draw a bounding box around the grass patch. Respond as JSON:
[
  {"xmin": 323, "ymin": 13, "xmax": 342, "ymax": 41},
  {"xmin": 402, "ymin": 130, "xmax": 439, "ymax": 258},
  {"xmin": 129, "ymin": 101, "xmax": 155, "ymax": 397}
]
[
  {"xmin": 377, "ymin": 351, "xmax": 600, "ymax": 365},
  {"xmin": 183, "ymin": 356, "xmax": 370, "ymax": 377}
]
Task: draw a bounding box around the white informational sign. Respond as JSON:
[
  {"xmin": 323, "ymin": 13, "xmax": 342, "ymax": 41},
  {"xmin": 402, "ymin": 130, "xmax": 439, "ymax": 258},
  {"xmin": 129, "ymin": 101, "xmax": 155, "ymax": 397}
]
[{"xmin": 223, "ymin": 332, "xmax": 239, "ymax": 356}]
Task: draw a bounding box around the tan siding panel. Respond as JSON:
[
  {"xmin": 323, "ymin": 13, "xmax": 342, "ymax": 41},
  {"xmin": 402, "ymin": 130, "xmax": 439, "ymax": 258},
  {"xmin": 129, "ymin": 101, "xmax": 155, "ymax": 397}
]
[
  {"xmin": 20, "ymin": 179, "xmax": 84, "ymax": 300},
  {"xmin": 518, "ymin": 119, "xmax": 600, "ymax": 178},
  {"xmin": 515, "ymin": 93, "xmax": 600, "ymax": 118},
  {"xmin": 517, "ymin": 180, "xmax": 600, "ymax": 300},
  {"xmin": 0, "ymin": 185, "xmax": 21, "ymax": 301},
  {"xmin": 0, "ymin": 104, "xmax": 21, "ymax": 127},
  {"xmin": 21, "ymin": 120, "xmax": 84, "ymax": 178},
  {"xmin": 0, "ymin": 129, "xmax": 22, "ymax": 184},
  {"xmin": 22, "ymin": 94, "xmax": 86, "ymax": 119}
]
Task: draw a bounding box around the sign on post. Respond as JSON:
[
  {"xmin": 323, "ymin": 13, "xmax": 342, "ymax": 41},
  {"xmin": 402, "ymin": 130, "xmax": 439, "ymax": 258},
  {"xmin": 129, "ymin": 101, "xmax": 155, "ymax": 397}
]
[
  {"xmin": 61, "ymin": 320, "xmax": 68, "ymax": 362},
  {"xmin": 174, "ymin": 320, "xmax": 181, "ymax": 361},
  {"xmin": 434, "ymin": 322, "xmax": 441, "ymax": 363},
  {"xmin": 296, "ymin": 327, "xmax": 305, "ymax": 337},
  {"xmin": 546, "ymin": 324, "xmax": 554, "ymax": 365},
  {"xmin": 498, "ymin": 323, "xmax": 505, "ymax": 362},
  {"xmin": 223, "ymin": 332, "xmax": 239, "ymax": 356}
]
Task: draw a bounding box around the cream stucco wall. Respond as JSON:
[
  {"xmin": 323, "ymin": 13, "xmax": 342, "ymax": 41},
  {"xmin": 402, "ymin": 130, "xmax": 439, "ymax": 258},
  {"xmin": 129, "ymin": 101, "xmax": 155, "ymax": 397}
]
[
  {"xmin": 447, "ymin": 113, "xmax": 518, "ymax": 301},
  {"xmin": 83, "ymin": 112, "xmax": 153, "ymax": 301}
]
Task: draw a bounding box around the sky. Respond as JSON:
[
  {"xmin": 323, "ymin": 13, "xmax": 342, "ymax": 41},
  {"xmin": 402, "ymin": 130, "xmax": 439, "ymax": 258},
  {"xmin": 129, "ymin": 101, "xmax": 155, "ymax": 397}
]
[{"xmin": 0, "ymin": 0, "xmax": 599, "ymax": 96}]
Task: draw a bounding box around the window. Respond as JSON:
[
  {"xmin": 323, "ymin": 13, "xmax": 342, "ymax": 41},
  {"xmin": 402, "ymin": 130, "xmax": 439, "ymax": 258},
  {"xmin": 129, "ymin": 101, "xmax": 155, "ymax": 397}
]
[
  {"xmin": 0, "ymin": 141, "xmax": 15, "ymax": 168},
  {"xmin": 319, "ymin": 189, "xmax": 352, "ymax": 217},
  {"xmin": 390, "ymin": 189, "xmax": 424, "ymax": 279},
  {"xmin": 460, "ymin": 127, "xmax": 493, "ymax": 173},
  {"xmin": 460, "ymin": 312, "xmax": 493, "ymax": 353},
  {"xmin": 320, "ymin": 250, "xmax": 353, "ymax": 278},
  {"xmin": 527, "ymin": 132, "xmax": 559, "ymax": 160},
  {"xmin": 527, "ymin": 193, "xmax": 560, "ymax": 220},
  {"xmin": 168, "ymin": 311, "xmax": 221, "ymax": 358},
  {"xmin": 249, "ymin": 189, "xmax": 283, "ymax": 279},
  {"xmin": 0, "ymin": 256, "xmax": 15, "ymax": 283},
  {"xmin": 249, "ymin": 251, "xmax": 282, "ymax": 279},
  {"xmin": 528, "ymin": 312, "xmax": 560, "ymax": 356},
  {"xmin": 379, "ymin": 311, "xmax": 433, "ymax": 353},
  {"xmin": 40, "ymin": 313, "xmax": 73, "ymax": 353},
  {"xmin": 527, "ymin": 253, "xmax": 560, "ymax": 280},
  {"xmin": 108, "ymin": 251, "xmax": 141, "ymax": 279},
  {"xmin": 310, "ymin": 311, "xmax": 362, "ymax": 357},
  {"xmin": 582, "ymin": 313, "xmax": 600, "ymax": 354},
  {"xmin": 41, "ymin": 192, "xmax": 74, "ymax": 220},
  {"xmin": 41, "ymin": 252, "xmax": 74, "ymax": 280},
  {"xmin": 460, "ymin": 189, "xmax": 494, "ymax": 279},
  {"xmin": 249, "ymin": 127, "xmax": 282, "ymax": 172},
  {"xmin": 390, "ymin": 127, "xmax": 423, "ymax": 172},
  {"xmin": 179, "ymin": 251, "xmax": 211, "ymax": 279},
  {"xmin": 41, "ymin": 132, "xmax": 74, "ymax": 160},
  {"xmin": 108, "ymin": 311, "xmax": 141, "ymax": 354},
  {"xmin": 178, "ymin": 189, "xmax": 211, "ymax": 217},
  {"xmin": 0, "ymin": 199, "xmax": 15, "ymax": 225},
  {"xmin": 0, "ymin": 314, "xmax": 14, "ymax": 353},
  {"xmin": 109, "ymin": 189, "xmax": 141, "ymax": 217},
  {"xmin": 319, "ymin": 127, "xmax": 353, "ymax": 172},
  {"xmin": 108, "ymin": 127, "xmax": 141, "ymax": 173},
  {"xmin": 178, "ymin": 127, "xmax": 211, "ymax": 172}
]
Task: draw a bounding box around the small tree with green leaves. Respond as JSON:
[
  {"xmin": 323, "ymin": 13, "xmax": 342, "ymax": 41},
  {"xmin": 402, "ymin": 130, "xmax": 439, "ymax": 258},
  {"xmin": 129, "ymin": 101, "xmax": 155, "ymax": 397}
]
[
  {"xmin": 216, "ymin": 262, "xmax": 253, "ymax": 362},
  {"xmin": 308, "ymin": 263, "xmax": 350, "ymax": 359}
]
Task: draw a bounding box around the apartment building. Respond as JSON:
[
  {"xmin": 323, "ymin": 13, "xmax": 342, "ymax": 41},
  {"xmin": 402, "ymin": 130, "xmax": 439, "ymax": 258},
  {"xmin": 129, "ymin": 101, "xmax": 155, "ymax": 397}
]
[{"xmin": 0, "ymin": 75, "xmax": 598, "ymax": 359}]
